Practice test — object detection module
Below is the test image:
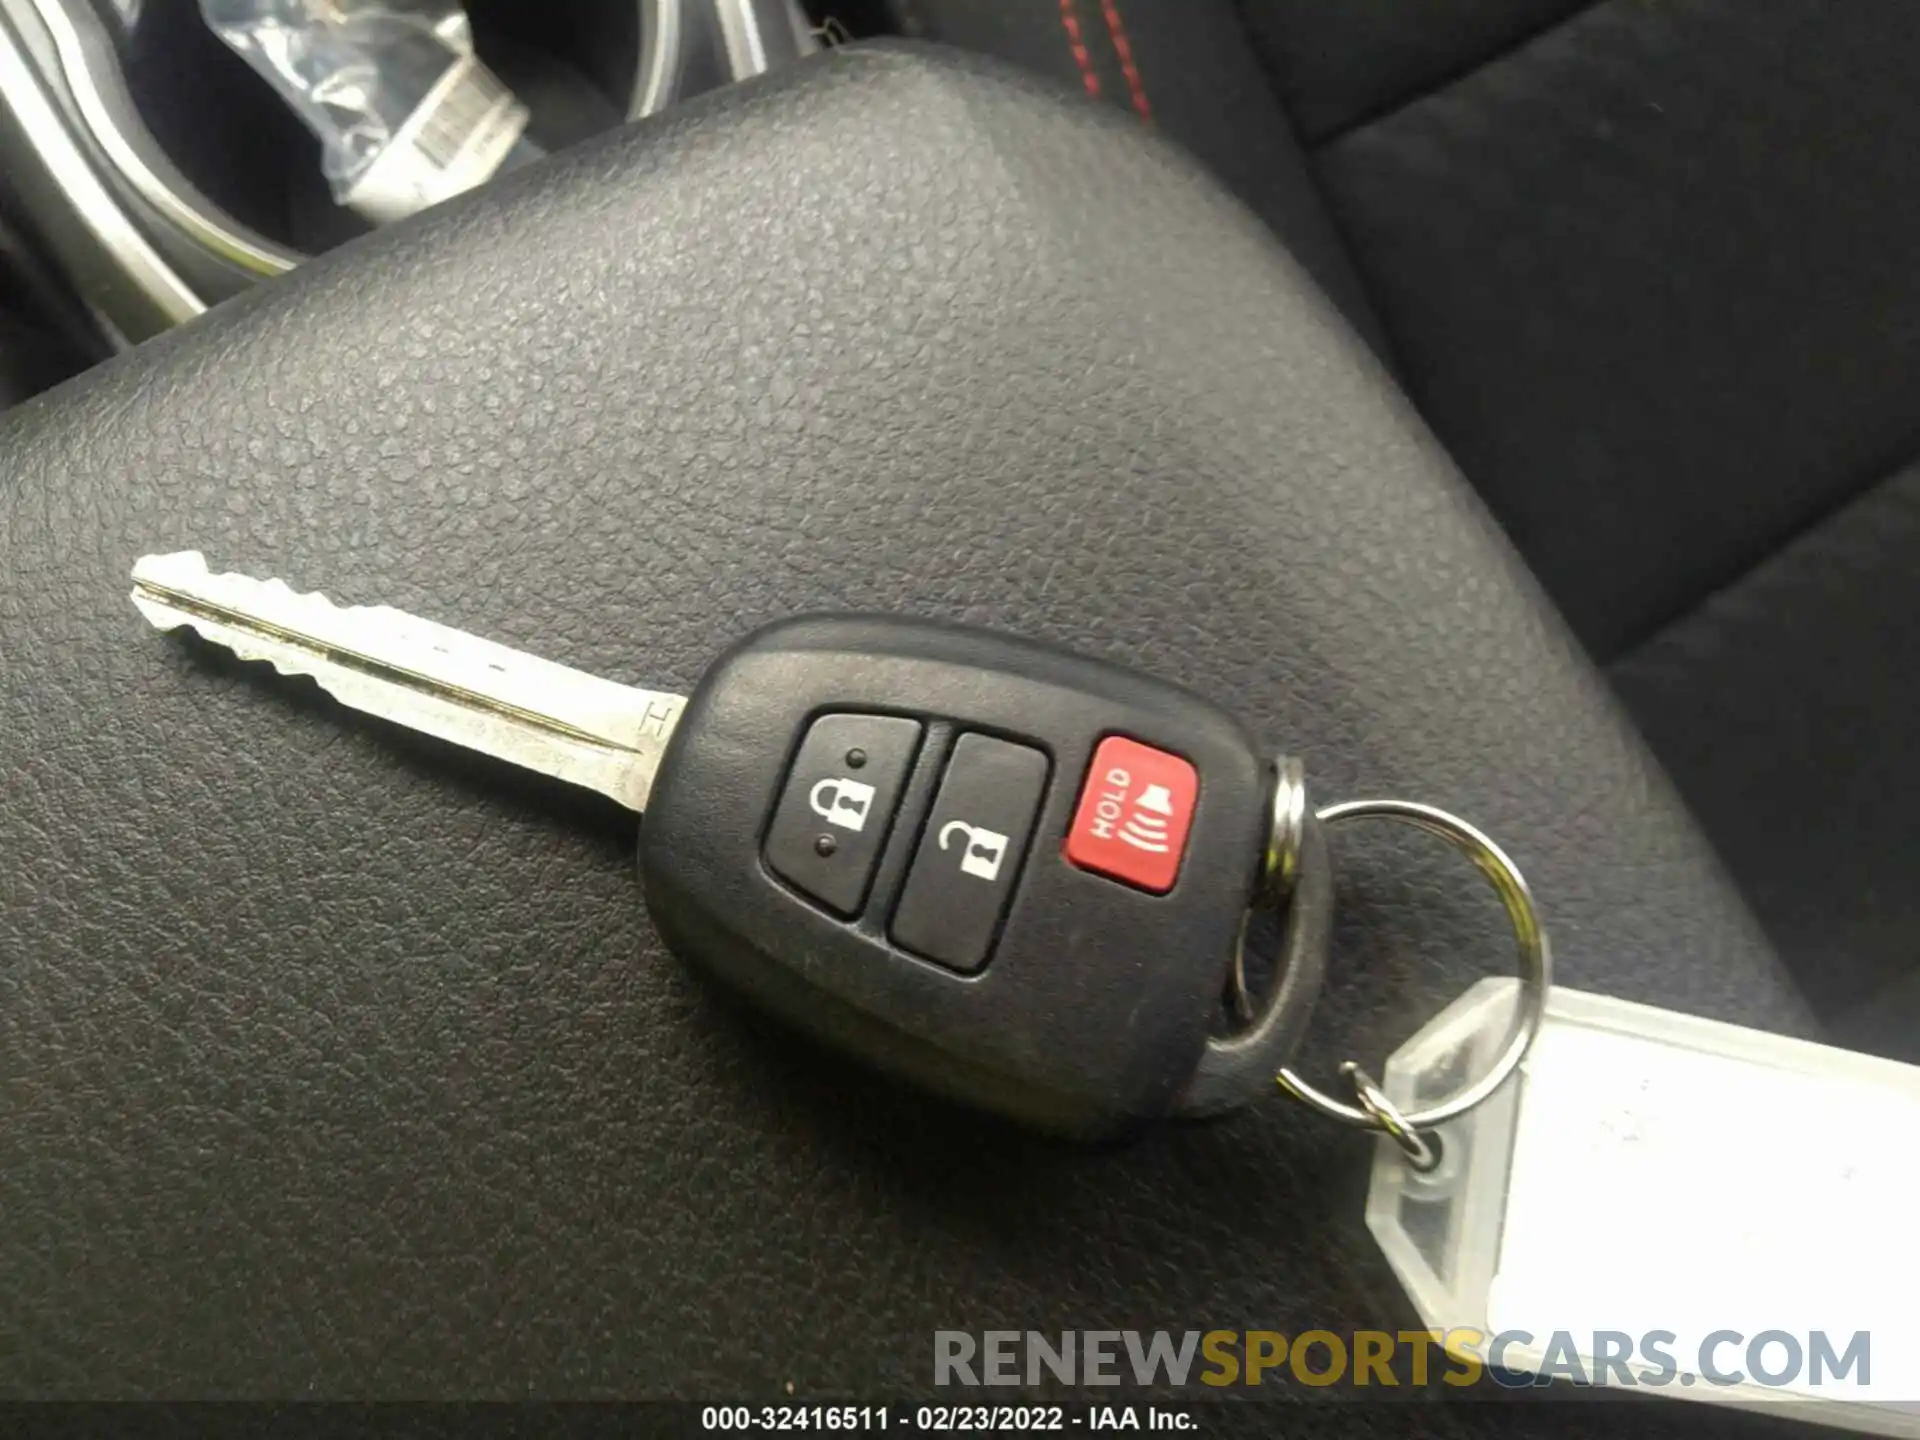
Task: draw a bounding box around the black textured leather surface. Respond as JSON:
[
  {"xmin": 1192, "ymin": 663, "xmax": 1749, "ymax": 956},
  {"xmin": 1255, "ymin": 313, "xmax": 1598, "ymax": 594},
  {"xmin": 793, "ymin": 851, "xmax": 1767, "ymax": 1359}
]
[
  {"xmin": 876, "ymin": 0, "xmax": 1387, "ymax": 351},
  {"xmin": 1613, "ymin": 462, "xmax": 1920, "ymax": 1052},
  {"xmin": 0, "ymin": 46, "xmax": 1808, "ymax": 1410},
  {"xmin": 1313, "ymin": 0, "xmax": 1920, "ymax": 659}
]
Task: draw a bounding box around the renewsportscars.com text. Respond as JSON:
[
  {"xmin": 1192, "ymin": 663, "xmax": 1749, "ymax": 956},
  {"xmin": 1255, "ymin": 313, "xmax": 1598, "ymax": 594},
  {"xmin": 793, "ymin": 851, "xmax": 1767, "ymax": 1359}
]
[{"xmin": 934, "ymin": 1328, "xmax": 1872, "ymax": 1391}]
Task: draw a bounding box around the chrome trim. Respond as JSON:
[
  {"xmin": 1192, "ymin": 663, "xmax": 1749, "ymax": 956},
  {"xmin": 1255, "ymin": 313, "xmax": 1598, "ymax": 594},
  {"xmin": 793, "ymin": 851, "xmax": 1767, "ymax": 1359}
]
[
  {"xmin": 1, "ymin": 0, "xmax": 782, "ymax": 335},
  {"xmin": 29, "ymin": 0, "xmax": 296, "ymax": 276},
  {"xmin": 634, "ymin": 0, "xmax": 683, "ymax": 118},
  {"xmin": 713, "ymin": 0, "xmax": 769, "ymax": 81},
  {"xmin": 713, "ymin": 0, "xmax": 818, "ymax": 87},
  {"xmin": 0, "ymin": 9, "xmax": 200, "ymax": 333}
]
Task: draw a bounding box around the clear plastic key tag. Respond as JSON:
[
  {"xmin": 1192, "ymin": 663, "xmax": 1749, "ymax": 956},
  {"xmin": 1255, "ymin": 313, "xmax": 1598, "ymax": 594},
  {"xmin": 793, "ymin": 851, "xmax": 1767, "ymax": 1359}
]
[
  {"xmin": 1253, "ymin": 781, "xmax": 1920, "ymax": 1434},
  {"xmin": 1365, "ymin": 979, "xmax": 1920, "ymax": 1434}
]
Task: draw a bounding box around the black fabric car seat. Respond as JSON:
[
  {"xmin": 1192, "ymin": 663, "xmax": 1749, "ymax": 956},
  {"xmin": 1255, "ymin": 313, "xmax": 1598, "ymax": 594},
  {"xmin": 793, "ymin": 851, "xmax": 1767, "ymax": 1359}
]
[{"xmin": 884, "ymin": 0, "xmax": 1920, "ymax": 1058}]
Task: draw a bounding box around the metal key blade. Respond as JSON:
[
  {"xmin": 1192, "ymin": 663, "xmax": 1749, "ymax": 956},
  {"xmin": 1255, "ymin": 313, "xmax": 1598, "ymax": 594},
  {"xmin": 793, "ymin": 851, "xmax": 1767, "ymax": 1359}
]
[{"xmin": 131, "ymin": 551, "xmax": 684, "ymax": 813}]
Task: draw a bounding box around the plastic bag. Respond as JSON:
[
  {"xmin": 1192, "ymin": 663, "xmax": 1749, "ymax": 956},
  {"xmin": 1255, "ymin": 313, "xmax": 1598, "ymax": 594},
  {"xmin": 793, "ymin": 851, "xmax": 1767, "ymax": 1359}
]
[{"xmin": 199, "ymin": 0, "xmax": 532, "ymax": 223}]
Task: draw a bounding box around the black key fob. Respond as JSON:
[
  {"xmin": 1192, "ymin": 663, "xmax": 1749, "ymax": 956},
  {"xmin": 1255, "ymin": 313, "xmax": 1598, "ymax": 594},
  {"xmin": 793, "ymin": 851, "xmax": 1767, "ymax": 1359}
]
[{"xmin": 640, "ymin": 616, "xmax": 1327, "ymax": 1139}]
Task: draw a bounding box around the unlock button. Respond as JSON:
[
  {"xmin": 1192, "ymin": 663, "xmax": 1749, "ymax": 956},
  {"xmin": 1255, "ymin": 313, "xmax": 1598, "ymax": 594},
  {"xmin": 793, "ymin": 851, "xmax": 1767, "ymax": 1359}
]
[
  {"xmin": 891, "ymin": 734, "xmax": 1049, "ymax": 973},
  {"xmin": 765, "ymin": 714, "xmax": 922, "ymax": 917}
]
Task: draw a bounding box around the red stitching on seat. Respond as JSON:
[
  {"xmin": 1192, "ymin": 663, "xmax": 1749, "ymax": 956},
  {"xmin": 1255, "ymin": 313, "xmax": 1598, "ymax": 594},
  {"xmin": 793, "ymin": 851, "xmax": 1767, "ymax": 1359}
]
[
  {"xmin": 1096, "ymin": 0, "xmax": 1152, "ymax": 121},
  {"xmin": 1057, "ymin": 0, "xmax": 1102, "ymax": 99}
]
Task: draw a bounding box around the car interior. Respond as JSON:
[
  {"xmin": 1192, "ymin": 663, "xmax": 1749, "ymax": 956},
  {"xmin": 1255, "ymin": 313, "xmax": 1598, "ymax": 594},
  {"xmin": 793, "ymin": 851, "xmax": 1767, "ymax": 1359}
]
[{"xmin": 1, "ymin": 0, "xmax": 1912, "ymax": 1425}]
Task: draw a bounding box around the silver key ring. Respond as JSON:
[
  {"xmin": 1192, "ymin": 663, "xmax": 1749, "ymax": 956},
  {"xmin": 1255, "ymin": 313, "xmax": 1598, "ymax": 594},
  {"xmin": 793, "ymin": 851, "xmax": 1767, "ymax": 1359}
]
[
  {"xmin": 1268, "ymin": 797, "xmax": 1552, "ymax": 1160},
  {"xmin": 1343, "ymin": 1063, "xmax": 1438, "ymax": 1172}
]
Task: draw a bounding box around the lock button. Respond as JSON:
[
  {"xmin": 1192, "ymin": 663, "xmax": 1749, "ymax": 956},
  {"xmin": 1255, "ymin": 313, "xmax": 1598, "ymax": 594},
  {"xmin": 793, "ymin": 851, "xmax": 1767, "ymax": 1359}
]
[
  {"xmin": 890, "ymin": 733, "xmax": 1049, "ymax": 973},
  {"xmin": 764, "ymin": 713, "xmax": 922, "ymax": 916}
]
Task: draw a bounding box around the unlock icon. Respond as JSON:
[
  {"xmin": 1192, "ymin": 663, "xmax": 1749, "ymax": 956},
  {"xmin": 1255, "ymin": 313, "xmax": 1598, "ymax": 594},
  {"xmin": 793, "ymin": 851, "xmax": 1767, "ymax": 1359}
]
[
  {"xmin": 939, "ymin": 820, "xmax": 1011, "ymax": 882},
  {"xmin": 810, "ymin": 776, "xmax": 877, "ymax": 832}
]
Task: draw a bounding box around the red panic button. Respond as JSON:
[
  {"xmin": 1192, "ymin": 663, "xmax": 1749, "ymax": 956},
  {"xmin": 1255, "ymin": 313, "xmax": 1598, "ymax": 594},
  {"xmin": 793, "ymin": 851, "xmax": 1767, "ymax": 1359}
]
[{"xmin": 1064, "ymin": 736, "xmax": 1199, "ymax": 894}]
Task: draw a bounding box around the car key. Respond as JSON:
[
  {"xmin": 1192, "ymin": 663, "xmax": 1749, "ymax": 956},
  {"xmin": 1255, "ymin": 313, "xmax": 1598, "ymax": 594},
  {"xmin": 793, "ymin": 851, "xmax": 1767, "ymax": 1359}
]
[{"xmin": 130, "ymin": 551, "xmax": 1328, "ymax": 1138}]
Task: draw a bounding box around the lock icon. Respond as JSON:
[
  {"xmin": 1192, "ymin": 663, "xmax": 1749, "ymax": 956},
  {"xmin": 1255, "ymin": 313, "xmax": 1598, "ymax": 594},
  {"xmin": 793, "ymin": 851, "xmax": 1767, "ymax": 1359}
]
[{"xmin": 810, "ymin": 776, "xmax": 878, "ymax": 832}]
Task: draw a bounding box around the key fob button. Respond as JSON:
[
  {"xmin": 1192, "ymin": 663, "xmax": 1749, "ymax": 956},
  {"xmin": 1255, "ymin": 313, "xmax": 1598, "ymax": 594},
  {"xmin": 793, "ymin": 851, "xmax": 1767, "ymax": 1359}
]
[
  {"xmin": 642, "ymin": 616, "xmax": 1280, "ymax": 1136},
  {"xmin": 1065, "ymin": 735, "xmax": 1199, "ymax": 894},
  {"xmin": 764, "ymin": 714, "xmax": 922, "ymax": 916},
  {"xmin": 890, "ymin": 733, "xmax": 1049, "ymax": 973}
]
